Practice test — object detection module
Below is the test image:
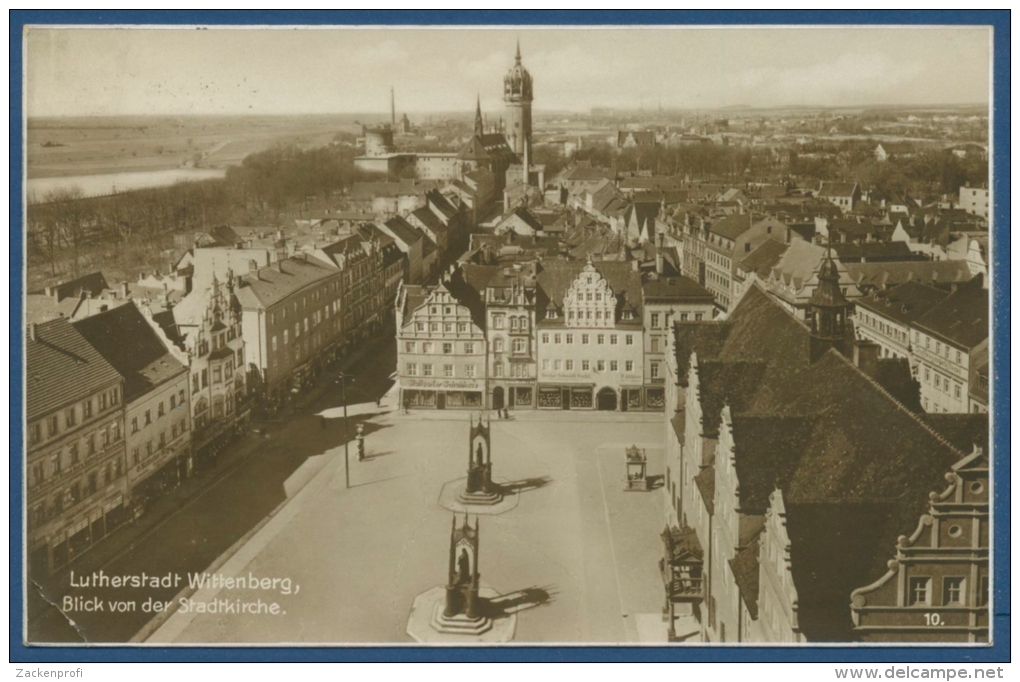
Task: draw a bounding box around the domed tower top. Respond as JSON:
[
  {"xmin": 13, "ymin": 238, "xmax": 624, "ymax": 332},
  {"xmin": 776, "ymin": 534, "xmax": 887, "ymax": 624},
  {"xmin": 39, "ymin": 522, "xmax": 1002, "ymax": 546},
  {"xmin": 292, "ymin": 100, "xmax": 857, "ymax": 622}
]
[
  {"xmin": 504, "ymin": 39, "xmax": 533, "ymax": 102},
  {"xmin": 808, "ymin": 242, "xmax": 853, "ymax": 363}
]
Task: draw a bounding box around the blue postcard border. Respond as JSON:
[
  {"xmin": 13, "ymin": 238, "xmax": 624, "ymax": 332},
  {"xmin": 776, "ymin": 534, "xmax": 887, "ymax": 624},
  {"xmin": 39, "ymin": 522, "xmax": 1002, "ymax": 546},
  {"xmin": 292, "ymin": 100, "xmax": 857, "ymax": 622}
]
[{"xmin": 9, "ymin": 9, "xmax": 1010, "ymax": 663}]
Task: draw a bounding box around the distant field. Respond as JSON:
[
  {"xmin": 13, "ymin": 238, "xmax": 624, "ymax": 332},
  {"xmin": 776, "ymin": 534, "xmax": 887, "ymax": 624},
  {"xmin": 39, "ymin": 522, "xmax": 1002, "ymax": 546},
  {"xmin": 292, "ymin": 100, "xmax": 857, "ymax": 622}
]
[{"xmin": 26, "ymin": 115, "xmax": 364, "ymax": 179}]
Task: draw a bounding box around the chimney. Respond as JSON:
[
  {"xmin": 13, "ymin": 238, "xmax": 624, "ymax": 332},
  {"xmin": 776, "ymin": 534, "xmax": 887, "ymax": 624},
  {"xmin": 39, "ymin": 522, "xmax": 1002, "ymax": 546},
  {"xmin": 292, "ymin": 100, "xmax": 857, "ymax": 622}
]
[
  {"xmin": 28, "ymin": 322, "xmax": 37, "ymax": 342},
  {"xmin": 656, "ymin": 252, "xmax": 664, "ymax": 275},
  {"xmin": 249, "ymin": 259, "xmax": 259, "ymax": 273},
  {"xmin": 121, "ymin": 281, "xmax": 130, "ymax": 298},
  {"xmin": 853, "ymin": 340, "xmax": 880, "ymax": 379}
]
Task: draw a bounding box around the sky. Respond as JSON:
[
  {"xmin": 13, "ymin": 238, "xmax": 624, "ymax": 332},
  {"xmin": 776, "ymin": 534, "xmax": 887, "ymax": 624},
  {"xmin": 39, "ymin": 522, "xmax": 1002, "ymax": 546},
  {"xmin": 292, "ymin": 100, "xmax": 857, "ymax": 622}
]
[{"xmin": 26, "ymin": 27, "xmax": 991, "ymax": 118}]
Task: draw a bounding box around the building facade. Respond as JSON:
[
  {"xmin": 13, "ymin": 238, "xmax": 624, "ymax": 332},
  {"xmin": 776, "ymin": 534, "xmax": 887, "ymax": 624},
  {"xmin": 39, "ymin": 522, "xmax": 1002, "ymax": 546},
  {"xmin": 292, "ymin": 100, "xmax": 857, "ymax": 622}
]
[
  {"xmin": 27, "ymin": 319, "xmax": 128, "ymax": 577},
  {"xmin": 396, "ymin": 277, "xmax": 487, "ymax": 410}
]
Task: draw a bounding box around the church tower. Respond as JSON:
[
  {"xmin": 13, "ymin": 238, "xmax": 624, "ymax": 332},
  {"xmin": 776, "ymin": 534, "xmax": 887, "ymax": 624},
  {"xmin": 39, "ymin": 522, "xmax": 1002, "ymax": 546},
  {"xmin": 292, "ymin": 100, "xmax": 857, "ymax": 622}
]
[
  {"xmin": 503, "ymin": 39, "xmax": 533, "ymax": 157},
  {"xmin": 808, "ymin": 244, "xmax": 853, "ymax": 363}
]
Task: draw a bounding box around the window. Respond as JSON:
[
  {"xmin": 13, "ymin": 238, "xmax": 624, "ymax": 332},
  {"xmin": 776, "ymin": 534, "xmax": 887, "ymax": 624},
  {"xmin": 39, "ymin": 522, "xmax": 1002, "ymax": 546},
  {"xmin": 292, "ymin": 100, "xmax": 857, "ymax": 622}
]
[
  {"xmin": 423, "ymin": 364, "xmax": 434, "ymax": 377},
  {"xmin": 47, "ymin": 416, "xmax": 59, "ymax": 437},
  {"xmin": 493, "ymin": 338, "xmax": 504, "ymax": 353},
  {"xmin": 30, "ymin": 423, "xmax": 41, "ymax": 446},
  {"xmin": 295, "ymin": 323, "xmax": 301, "ymax": 338},
  {"xmin": 494, "ymin": 315, "xmax": 505, "ymax": 329},
  {"xmin": 82, "ymin": 399, "xmax": 93, "ymax": 419},
  {"xmin": 554, "ymin": 334, "xmax": 561, "ymax": 344},
  {"xmin": 566, "ymin": 334, "xmax": 573, "ymax": 344},
  {"xmin": 272, "ymin": 336, "xmax": 278, "ymax": 352},
  {"xmin": 444, "ymin": 323, "xmax": 453, "ymax": 333},
  {"xmin": 597, "ymin": 334, "xmax": 605, "ymax": 345},
  {"xmin": 582, "ymin": 334, "xmax": 590, "ymax": 345},
  {"xmin": 582, "ymin": 360, "xmax": 590, "ymax": 371},
  {"xmin": 542, "ymin": 333, "xmax": 550, "ymax": 344},
  {"xmin": 406, "ymin": 363, "xmax": 418, "ymax": 376},
  {"xmin": 596, "ymin": 360, "xmax": 605, "ymax": 371},
  {"xmin": 943, "ymin": 577, "xmax": 965, "ymax": 605},
  {"xmin": 404, "ymin": 341, "xmax": 415, "ymax": 353},
  {"xmin": 626, "ymin": 334, "xmax": 634, "ymax": 346},
  {"xmin": 651, "ymin": 313, "xmax": 660, "ymax": 328},
  {"xmin": 444, "ymin": 364, "xmax": 454, "ymax": 378},
  {"xmin": 64, "ymin": 407, "xmax": 76, "ymax": 428},
  {"xmin": 566, "ymin": 360, "xmax": 574, "ymax": 371},
  {"xmin": 651, "ymin": 338, "xmax": 660, "ymax": 353},
  {"xmin": 158, "ymin": 402, "xmax": 165, "ymax": 417},
  {"xmin": 192, "ymin": 375, "xmax": 199, "ymax": 394},
  {"xmin": 458, "ymin": 323, "xmax": 467, "ymax": 333},
  {"xmin": 626, "ymin": 361, "xmax": 634, "ymax": 372},
  {"xmin": 464, "ymin": 342, "xmax": 475, "ymax": 354},
  {"xmin": 512, "ymin": 338, "xmax": 526, "ymax": 354},
  {"xmin": 979, "ymin": 576, "xmax": 989, "ymax": 606},
  {"xmin": 443, "ymin": 343, "xmax": 453, "ymax": 354},
  {"xmin": 146, "ymin": 440, "xmax": 154, "ymax": 456},
  {"xmin": 144, "ymin": 409, "xmax": 152, "ymax": 426},
  {"xmin": 493, "ymin": 363, "xmax": 503, "ymax": 377},
  {"xmin": 909, "ymin": 577, "xmax": 931, "ymax": 606},
  {"xmin": 651, "ymin": 362, "xmax": 660, "ymax": 379},
  {"xmin": 201, "ymin": 369, "xmax": 209, "ymax": 388},
  {"xmin": 415, "ymin": 322, "xmax": 425, "ymax": 332},
  {"xmin": 610, "ymin": 360, "xmax": 618, "ymax": 371},
  {"xmin": 542, "ymin": 359, "xmax": 550, "ymax": 370},
  {"xmin": 695, "ymin": 313, "xmax": 704, "ymax": 321},
  {"xmin": 465, "ymin": 365, "xmax": 476, "ymax": 378},
  {"xmin": 554, "ymin": 360, "xmax": 562, "ymax": 370},
  {"xmin": 423, "ymin": 342, "xmax": 434, "ymax": 354}
]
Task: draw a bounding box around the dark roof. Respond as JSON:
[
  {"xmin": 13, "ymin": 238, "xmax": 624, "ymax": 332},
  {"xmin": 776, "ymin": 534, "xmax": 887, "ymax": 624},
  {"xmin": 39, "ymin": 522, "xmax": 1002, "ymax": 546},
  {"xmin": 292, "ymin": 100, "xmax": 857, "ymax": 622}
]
[
  {"xmin": 818, "ymin": 182, "xmax": 858, "ymax": 198},
  {"xmin": 832, "ymin": 241, "xmax": 918, "ymax": 263},
  {"xmin": 918, "ymin": 413, "xmax": 989, "ymax": 452},
  {"xmin": 27, "ymin": 317, "xmax": 123, "ymax": 421},
  {"xmin": 72, "ymin": 303, "xmax": 187, "ymax": 403},
  {"xmin": 710, "ymin": 213, "xmax": 753, "ymax": 240},
  {"xmin": 410, "ymin": 207, "xmax": 446, "ymax": 237},
  {"xmin": 28, "ymin": 271, "xmax": 109, "ymax": 300},
  {"xmin": 383, "ymin": 215, "xmax": 424, "ymax": 247},
  {"xmin": 854, "ymin": 281, "xmax": 949, "ymax": 326},
  {"xmin": 458, "ymin": 133, "xmax": 515, "ymax": 161},
  {"xmin": 641, "ymin": 275, "xmax": 714, "ymax": 302},
  {"xmin": 913, "ymin": 276, "xmax": 988, "ymax": 349},
  {"xmin": 739, "ymin": 238, "xmax": 789, "ymax": 278},
  {"xmin": 500, "ymin": 207, "xmax": 544, "ymax": 235}
]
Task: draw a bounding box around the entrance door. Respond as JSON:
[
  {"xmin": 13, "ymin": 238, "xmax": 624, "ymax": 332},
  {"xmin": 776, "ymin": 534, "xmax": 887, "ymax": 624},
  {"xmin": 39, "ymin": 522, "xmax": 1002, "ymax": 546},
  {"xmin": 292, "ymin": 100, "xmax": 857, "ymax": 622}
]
[
  {"xmin": 437, "ymin": 392, "xmax": 446, "ymax": 410},
  {"xmin": 597, "ymin": 387, "xmax": 617, "ymax": 411},
  {"xmin": 562, "ymin": 389, "xmax": 571, "ymax": 410},
  {"xmin": 492, "ymin": 387, "xmax": 504, "ymax": 411},
  {"xmin": 621, "ymin": 389, "xmax": 629, "ymax": 412}
]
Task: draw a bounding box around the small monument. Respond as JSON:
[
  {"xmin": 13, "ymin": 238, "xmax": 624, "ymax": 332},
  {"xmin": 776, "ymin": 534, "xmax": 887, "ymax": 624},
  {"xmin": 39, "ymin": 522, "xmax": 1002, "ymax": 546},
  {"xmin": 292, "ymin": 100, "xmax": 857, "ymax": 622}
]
[
  {"xmin": 430, "ymin": 514, "xmax": 493, "ymax": 635},
  {"xmin": 457, "ymin": 415, "xmax": 502, "ymax": 505},
  {"xmin": 625, "ymin": 445, "xmax": 649, "ymax": 491}
]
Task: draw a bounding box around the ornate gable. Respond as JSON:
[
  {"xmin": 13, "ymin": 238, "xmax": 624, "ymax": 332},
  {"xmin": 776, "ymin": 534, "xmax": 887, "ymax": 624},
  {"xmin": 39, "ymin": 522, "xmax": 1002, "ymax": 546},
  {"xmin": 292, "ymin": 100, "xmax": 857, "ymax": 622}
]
[{"xmin": 563, "ymin": 260, "xmax": 617, "ymax": 328}]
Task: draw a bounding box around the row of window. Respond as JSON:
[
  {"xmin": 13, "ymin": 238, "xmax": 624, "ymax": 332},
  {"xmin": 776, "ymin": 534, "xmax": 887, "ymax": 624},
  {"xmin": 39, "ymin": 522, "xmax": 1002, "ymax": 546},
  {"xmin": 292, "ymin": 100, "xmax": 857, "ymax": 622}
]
[
  {"xmin": 415, "ymin": 321, "xmax": 471, "ymax": 334},
  {"xmin": 192, "ymin": 352, "xmax": 244, "ymax": 393},
  {"xmin": 130, "ymin": 418, "xmax": 188, "ymax": 465},
  {"xmin": 916, "ymin": 332, "xmax": 964, "ymax": 364},
  {"xmin": 492, "ymin": 314, "xmax": 529, "ymax": 331},
  {"xmin": 541, "ymin": 358, "xmax": 639, "ymax": 373},
  {"xmin": 540, "ymin": 332, "xmax": 635, "ymax": 346},
  {"xmin": 268, "ymin": 280, "xmax": 342, "ymax": 327},
  {"xmin": 859, "ymin": 312, "xmax": 908, "ymax": 344},
  {"xmin": 131, "ymin": 389, "xmax": 188, "ymax": 433},
  {"xmin": 922, "ymin": 366, "xmax": 964, "ymax": 400},
  {"xmin": 29, "ymin": 388, "xmax": 122, "ymax": 446},
  {"xmin": 908, "ymin": 576, "xmax": 988, "ymax": 607},
  {"xmin": 404, "ymin": 341, "xmax": 477, "ymax": 355},
  {"xmin": 30, "ymin": 420, "xmax": 124, "ymax": 488},
  {"xmin": 31, "ymin": 457, "xmax": 125, "ymax": 527},
  {"xmin": 405, "ymin": 363, "xmax": 478, "ymax": 378}
]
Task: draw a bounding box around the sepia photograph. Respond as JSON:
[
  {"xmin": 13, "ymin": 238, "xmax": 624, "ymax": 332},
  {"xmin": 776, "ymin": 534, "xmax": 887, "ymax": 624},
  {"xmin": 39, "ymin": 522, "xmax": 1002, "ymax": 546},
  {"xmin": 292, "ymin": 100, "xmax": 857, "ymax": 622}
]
[{"xmin": 19, "ymin": 19, "xmax": 997, "ymax": 651}]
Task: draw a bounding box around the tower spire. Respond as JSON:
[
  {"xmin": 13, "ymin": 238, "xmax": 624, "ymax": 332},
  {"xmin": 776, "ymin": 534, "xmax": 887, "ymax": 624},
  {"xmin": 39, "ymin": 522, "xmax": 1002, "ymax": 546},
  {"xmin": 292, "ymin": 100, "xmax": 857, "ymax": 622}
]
[
  {"xmin": 515, "ymin": 38, "xmax": 521, "ymax": 63},
  {"xmin": 474, "ymin": 94, "xmax": 483, "ymax": 136}
]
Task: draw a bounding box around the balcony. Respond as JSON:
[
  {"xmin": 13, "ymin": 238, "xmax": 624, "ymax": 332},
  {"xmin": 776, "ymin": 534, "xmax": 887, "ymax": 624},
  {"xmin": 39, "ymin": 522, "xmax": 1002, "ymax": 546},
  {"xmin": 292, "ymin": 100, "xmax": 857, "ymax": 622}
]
[{"xmin": 660, "ymin": 558, "xmax": 705, "ymax": 600}]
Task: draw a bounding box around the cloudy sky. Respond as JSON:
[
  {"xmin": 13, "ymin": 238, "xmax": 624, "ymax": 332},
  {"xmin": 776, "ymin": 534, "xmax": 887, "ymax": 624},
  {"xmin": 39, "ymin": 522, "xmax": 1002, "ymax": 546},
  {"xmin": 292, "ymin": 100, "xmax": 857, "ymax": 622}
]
[{"xmin": 26, "ymin": 27, "xmax": 991, "ymax": 117}]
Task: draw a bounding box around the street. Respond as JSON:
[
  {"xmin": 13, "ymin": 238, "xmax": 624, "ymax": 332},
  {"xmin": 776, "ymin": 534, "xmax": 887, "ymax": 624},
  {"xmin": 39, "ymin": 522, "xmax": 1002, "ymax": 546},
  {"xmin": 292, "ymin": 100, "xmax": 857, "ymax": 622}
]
[{"xmin": 26, "ymin": 332, "xmax": 397, "ymax": 643}]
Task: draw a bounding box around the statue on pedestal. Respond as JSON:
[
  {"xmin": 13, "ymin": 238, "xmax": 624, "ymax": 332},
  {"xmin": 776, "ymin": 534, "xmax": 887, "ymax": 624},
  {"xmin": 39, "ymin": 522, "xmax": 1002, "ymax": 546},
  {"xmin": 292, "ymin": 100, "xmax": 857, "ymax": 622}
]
[
  {"xmin": 459, "ymin": 415, "xmax": 502, "ymax": 504},
  {"xmin": 444, "ymin": 514, "xmax": 481, "ymax": 620}
]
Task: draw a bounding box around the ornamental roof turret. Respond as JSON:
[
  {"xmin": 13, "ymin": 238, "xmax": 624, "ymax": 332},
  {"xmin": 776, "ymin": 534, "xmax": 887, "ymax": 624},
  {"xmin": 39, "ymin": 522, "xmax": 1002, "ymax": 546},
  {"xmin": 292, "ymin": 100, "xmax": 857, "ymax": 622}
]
[{"xmin": 504, "ymin": 40, "xmax": 533, "ymax": 102}]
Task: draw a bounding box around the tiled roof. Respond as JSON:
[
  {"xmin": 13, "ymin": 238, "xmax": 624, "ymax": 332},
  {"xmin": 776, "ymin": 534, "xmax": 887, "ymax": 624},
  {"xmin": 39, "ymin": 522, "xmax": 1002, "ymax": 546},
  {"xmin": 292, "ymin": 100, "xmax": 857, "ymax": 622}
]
[
  {"xmin": 832, "ymin": 241, "xmax": 917, "ymax": 263},
  {"xmin": 236, "ymin": 255, "xmax": 337, "ymax": 310},
  {"xmin": 854, "ymin": 281, "xmax": 949, "ymax": 326},
  {"xmin": 73, "ymin": 303, "xmax": 187, "ymax": 403},
  {"xmin": 709, "ymin": 213, "xmax": 753, "ymax": 240},
  {"xmin": 26, "ymin": 317, "xmax": 123, "ymax": 421},
  {"xmin": 913, "ymin": 275, "xmax": 989, "ymax": 349},
  {"xmin": 818, "ymin": 181, "xmax": 858, "ymax": 198},
  {"xmin": 28, "ymin": 271, "xmax": 109, "ymax": 300},
  {"xmin": 641, "ymin": 274, "xmax": 714, "ymax": 302},
  {"xmin": 844, "ymin": 260, "xmax": 974, "ymax": 290},
  {"xmin": 382, "ymin": 215, "xmax": 424, "ymax": 248},
  {"xmin": 739, "ymin": 238, "xmax": 789, "ymax": 278}
]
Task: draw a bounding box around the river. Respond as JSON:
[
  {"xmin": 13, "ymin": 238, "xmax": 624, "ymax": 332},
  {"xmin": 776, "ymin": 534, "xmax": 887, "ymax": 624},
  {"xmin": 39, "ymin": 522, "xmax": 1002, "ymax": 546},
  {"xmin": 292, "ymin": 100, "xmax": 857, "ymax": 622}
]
[{"xmin": 26, "ymin": 167, "xmax": 228, "ymax": 201}]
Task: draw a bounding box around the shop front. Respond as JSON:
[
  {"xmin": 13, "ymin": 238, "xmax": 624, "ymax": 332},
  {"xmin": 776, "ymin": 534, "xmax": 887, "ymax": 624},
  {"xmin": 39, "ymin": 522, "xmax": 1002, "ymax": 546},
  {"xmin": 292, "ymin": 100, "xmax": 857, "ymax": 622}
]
[
  {"xmin": 536, "ymin": 384, "xmax": 595, "ymax": 410},
  {"xmin": 32, "ymin": 491, "xmax": 127, "ymax": 575},
  {"xmin": 490, "ymin": 381, "xmax": 535, "ymax": 410},
  {"xmin": 401, "ymin": 377, "xmax": 485, "ymax": 410}
]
